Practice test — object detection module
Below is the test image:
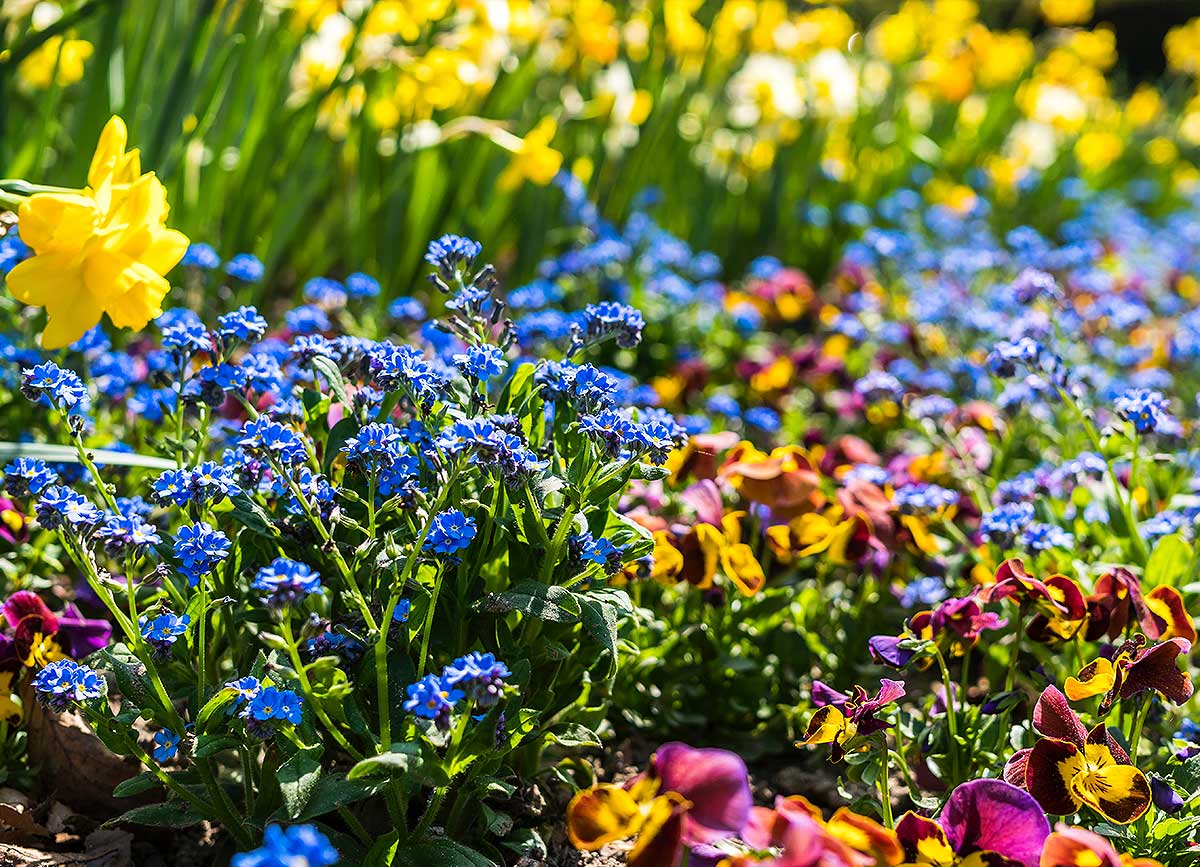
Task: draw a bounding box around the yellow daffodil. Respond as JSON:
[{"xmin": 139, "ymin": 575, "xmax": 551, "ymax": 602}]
[
  {"xmin": 18, "ymin": 36, "xmax": 94, "ymax": 89},
  {"xmin": 498, "ymin": 118, "xmax": 564, "ymax": 191},
  {"xmin": 5, "ymin": 116, "xmax": 189, "ymax": 349},
  {"xmin": 1040, "ymin": 0, "xmax": 1093, "ymax": 27}
]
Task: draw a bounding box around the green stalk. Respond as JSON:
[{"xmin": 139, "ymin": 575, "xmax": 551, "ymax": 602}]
[
  {"xmin": 877, "ymin": 736, "xmax": 894, "ymax": 828},
  {"xmin": 280, "ymin": 616, "xmax": 363, "ymax": 761},
  {"xmin": 931, "ymin": 645, "xmax": 961, "ymax": 784}
]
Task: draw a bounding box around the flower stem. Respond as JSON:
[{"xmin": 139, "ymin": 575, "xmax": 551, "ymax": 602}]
[
  {"xmin": 280, "ymin": 617, "xmax": 362, "ymax": 761},
  {"xmin": 878, "ymin": 736, "xmax": 894, "ymax": 828}
]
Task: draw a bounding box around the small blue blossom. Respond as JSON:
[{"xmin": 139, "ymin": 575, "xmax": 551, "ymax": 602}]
[
  {"xmin": 897, "ymin": 576, "xmax": 948, "ymax": 608},
  {"xmin": 744, "ymin": 406, "xmax": 781, "ymax": 433},
  {"xmin": 980, "ymin": 502, "xmax": 1036, "ymax": 543},
  {"xmin": 424, "ymin": 509, "xmax": 476, "ymax": 556},
  {"xmin": 392, "ymin": 598, "xmax": 412, "ymax": 623},
  {"xmin": 21, "ymin": 362, "xmax": 90, "ymax": 414},
  {"xmin": 244, "ymin": 686, "xmax": 304, "ymax": 726},
  {"xmin": 252, "ymin": 558, "xmax": 322, "ymax": 608},
  {"xmin": 182, "ymin": 242, "xmax": 221, "ymax": 269},
  {"xmin": 1114, "ymin": 388, "xmax": 1170, "ymax": 434},
  {"xmin": 36, "ymin": 486, "xmax": 102, "ymax": 530},
  {"xmin": 225, "ymin": 253, "xmax": 264, "ymax": 282},
  {"xmin": 152, "ymin": 729, "xmax": 181, "ymax": 762},
  {"xmin": 404, "ymin": 674, "xmax": 463, "ymax": 730},
  {"xmin": 425, "ymin": 233, "xmax": 482, "ymax": 276},
  {"xmin": 218, "ymin": 306, "xmax": 269, "ymax": 342},
  {"xmin": 96, "ymin": 514, "xmax": 162, "ymax": 555},
  {"xmin": 388, "ymin": 296, "xmax": 426, "ymax": 320},
  {"xmin": 3, "ymin": 457, "xmax": 58, "ymax": 497},
  {"xmin": 173, "ymin": 522, "xmax": 232, "ymax": 586},
  {"xmin": 32, "ymin": 659, "xmax": 106, "ymax": 712},
  {"xmin": 1021, "ymin": 521, "xmax": 1074, "ymax": 551},
  {"xmin": 284, "ymin": 305, "xmax": 331, "ymax": 335},
  {"xmin": 140, "ymin": 611, "xmax": 190, "ymax": 655},
  {"xmin": 893, "ymin": 483, "xmax": 958, "ymax": 513},
  {"xmin": 443, "ymin": 652, "xmax": 511, "ymax": 707},
  {"xmin": 232, "ymin": 825, "xmax": 338, "ymax": 867},
  {"xmin": 345, "ymin": 272, "xmax": 380, "ymax": 298},
  {"xmin": 453, "ymin": 344, "xmax": 507, "ymax": 380},
  {"xmin": 575, "ymin": 302, "xmax": 645, "ymax": 350},
  {"xmin": 303, "ymin": 276, "xmax": 347, "ymax": 308}
]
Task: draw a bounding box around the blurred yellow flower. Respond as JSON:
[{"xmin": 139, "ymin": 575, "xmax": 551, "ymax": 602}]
[
  {"xmin": 1040, "ymin": 0, "xmax": 1093, "ymax": 27},
  {"xmin": 17, "ymin": 36, "xmax": 93, "ymax": 89},
  {"xmin": 1165, "ymin": 19, "xmax": 1200, "ymax": 75},
  {"xmin": 1124, "ymin": 84, "xmax": 1162, "ymax": 127},
  {"xmin": 498, "ymin": 117, "xmax": 563, "ymax": 190},
  {"xmin": 6, "ymin": 117, "xmax": 189, "ymax": 349}
]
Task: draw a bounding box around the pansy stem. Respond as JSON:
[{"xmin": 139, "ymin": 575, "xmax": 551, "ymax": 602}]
[
  {"xmin": 878, "ymin": 736, "xmax": 894, "ymax": 828},
  {"xmin": 1127, "ymin": 696, "xmax": 1152, "ymax": 759},
  {"xmin": 932, "ymin": 645, "xmax": 962, "ymax": 784}
]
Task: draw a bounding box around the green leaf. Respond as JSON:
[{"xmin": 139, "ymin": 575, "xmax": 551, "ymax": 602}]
[
  {"xmin": 324, "ymin": 416, "xmax": 359, "ymax": 473},
  {"xmin": 194, "ymin": 734, "xmax": 242, "ymax": 758},
  {"xmin": 112, "ymin": 771, "xmax": 162, "ymax": 799},
  {"xmin": 396, "ymin": 840, "xmax": 498, "ymax": 867},
  {"xmin": 473, "ymin": 581, "xmax": 581, "ymax": 623},
  {"xmin": 347, "ymin": 744, "xmax": 448, "ymax": 787},
  {"xmin": 0, "ymin": 442, "xmax": 177, "ymax": 470},
  {"xmin": 96, "ymin": 645, "xmax": 154, "ymax": 712},
  {"xmin": 278, "ymin": 748, "xmax": 323, "ymax": 819},
  {"xmin": 196, "ymin": 687, "xmax": 239, "ymax": 732},
  {"xmin": 107, "ymin": 801, "xmax": 204, "ymax": 829},
  {"xmin": 577, "ymin": 595, "xmax": 619, "ymax": 667},
  {"xmin": 294, "ymin": 774, "xmax": 383, "ymax": 822},
  {"xmin": 364, "ymin": 830, "xmax": 400, "ymax": 867},
  {"xmin": 1145, "ymin": 533, "xmax": 1191, "ymax": 588},
  {"xmin": 228, "ymin": 494, "xmax": 276, "ymax": 538},
  {"xmin": 310, "ymin": 354, "xmax": 351, "ymax": 408},
  {"xmin": 545, "ymin": 723, "xmax": 601, "ymax": 748}
]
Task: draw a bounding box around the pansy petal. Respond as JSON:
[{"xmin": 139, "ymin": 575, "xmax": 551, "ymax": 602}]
[
  {"xmin": 652, "ymin": 742, "xmax": 752, "ymax": 842},
  {"xmin": 1119, "ymin": 638, "xmax": 1193, "ymax": 706},
  {"xmin": 1003, "ymin": 749, "xmax": 1032, "ymax": 789},
  {"xmin": 2, "ymin": 590, "xmax": 58, "ymax": 633},
  {"xmin": 1064, "ymin": 658, "xmax": 1115, "ymax": 701},
  {"xmin": 720, "ymin": 543, "xmax": 766, "ymax": 596},
  {"xmin": 1071, "ymin": 752, "xmax": 1150, "ymax": 825},
  {"xmin": 566, "ymin": 784, "xmax": 644, "ymax": 850},
  {"xmin": 799, "ymin": 705, "xmax": 847, "ymax": 748},
  {"xmin": 1039, "ymin": 825, "xmax": 1122, "ymax": 867},
  {"xmin": 1032, "ymin": 686, "xmax": 1087, "ymax": 746},
  {"xmin": 826, "ymin": 807, "xmax": 904, "ymax": 865},
  {"xmin": 940, "ymin": 779, "xmax": 1050, "ymax": 867},
  {"xmin": 895, "ymin": 812, "xmax": 952, "ymax": 865},
  {"xmin": 1144, "ymin": 586, "xmax": 1196, "ymax": 644},
  {"xmin": 627, "ymin": 793, "xmax": 688, "ymax": 867},
  {"xmin": 1026, "ymin": 739, "xmax": 1083, "ymax": 816}
]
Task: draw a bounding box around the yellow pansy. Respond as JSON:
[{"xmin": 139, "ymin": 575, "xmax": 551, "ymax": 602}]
[
  {"xmin": 22, "ymin": 632, "xmax": 65, "ymax": 669},
  {"xmin": 6, "ymin": 116, "xmax": 189, "ymax": 348},
  {"xmin": 0, "ymin": 671, "xmax": 21, "ymax": 723}
]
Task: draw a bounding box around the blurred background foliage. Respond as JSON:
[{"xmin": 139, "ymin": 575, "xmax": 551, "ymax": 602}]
[{"xmin": 3, "ymin": 0, "xmax": 1200, "ymax": 303}]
